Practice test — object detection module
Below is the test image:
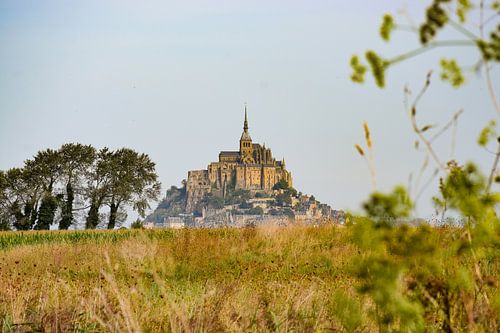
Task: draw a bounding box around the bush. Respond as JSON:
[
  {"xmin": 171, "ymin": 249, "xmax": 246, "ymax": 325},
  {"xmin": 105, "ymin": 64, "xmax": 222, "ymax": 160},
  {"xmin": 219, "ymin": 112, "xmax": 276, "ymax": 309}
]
[
  {"xmin": 131, "ymin": 219, "xmax": 144, "ymax": 229},
  {"xmin": 248, "ymin": 206, "xmax": 264, "ymax": 215}
]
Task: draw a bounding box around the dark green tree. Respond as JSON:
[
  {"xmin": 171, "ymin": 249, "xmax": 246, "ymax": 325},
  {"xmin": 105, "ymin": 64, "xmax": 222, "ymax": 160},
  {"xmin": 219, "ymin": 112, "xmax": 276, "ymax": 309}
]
[
  {"xmin": 105, "ymin": 148, "xmax": 161, "ymax": 229},
  {"xmin": 272, "ymin": 179, "xmax": 289, "ymax": 190},
  {"xmin": 0, "ymin": 168, "xmax": 42, "ymax": 230},
  {"xmin": 25, "ymin": 149, "xmax": 62, "ymax": 229},
  {"xmin": 85, "ymin": 148, "xmax": 114, "ymax": 229},
  {"xmin": 58, "ymin": 143, "xmax": 96, "ymax": 229}
]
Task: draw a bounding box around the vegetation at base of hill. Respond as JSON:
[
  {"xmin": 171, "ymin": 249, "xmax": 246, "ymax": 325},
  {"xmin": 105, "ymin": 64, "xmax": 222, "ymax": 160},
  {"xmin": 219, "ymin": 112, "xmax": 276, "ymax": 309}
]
[
  {"xmin": 147, "ymin": 176, "xmax": 320, "ymax": 220},
  {"xmin": 146, "ymin": 183, "xmax": 187, "ymax": 223},
  {"xmin": 0, "ymin": 223, "xmax": 497, "ymax": 332},
  {"xmin": 0, "ymin": 144, "xmax": 161, "ymax": 231}
]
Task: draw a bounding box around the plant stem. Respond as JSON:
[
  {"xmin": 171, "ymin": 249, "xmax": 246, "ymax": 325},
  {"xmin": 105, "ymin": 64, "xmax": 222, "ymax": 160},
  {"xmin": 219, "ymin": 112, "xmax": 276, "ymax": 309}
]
[
  {"xmin": 388, "ymin": 40, "xmax": 476, "ymax": 65},
  {"xmin": 486, "ymin": 143, "xmax": 500, "ymax": 193}
]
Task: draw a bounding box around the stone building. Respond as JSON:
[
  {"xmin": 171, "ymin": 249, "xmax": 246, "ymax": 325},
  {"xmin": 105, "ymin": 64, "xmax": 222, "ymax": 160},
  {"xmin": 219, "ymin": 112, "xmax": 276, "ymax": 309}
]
[{"xmin": 186, "ymin": 107, "xmax": 292, "ymax": 213}]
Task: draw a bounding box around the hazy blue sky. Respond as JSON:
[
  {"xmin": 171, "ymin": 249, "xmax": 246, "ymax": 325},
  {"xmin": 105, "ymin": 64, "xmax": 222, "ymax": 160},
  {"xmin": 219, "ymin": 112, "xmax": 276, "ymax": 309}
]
[{"xmin": 1, "ymin": 0, "xmax": 498, "ymax": 219}]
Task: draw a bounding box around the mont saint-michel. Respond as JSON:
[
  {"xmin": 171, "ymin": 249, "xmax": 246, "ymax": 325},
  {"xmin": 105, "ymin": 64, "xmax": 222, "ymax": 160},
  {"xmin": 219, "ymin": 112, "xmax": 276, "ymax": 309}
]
[{"xmin": 146, "ymin": 107, "xmax": 342, "ymax": 228}]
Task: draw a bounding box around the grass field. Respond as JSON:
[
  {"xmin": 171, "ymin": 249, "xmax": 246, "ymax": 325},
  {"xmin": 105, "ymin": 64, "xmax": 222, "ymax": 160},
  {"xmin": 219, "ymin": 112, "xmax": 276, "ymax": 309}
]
[{"xmin": 0, "ymin": 224, "xmax": 498, "ymax": 332}]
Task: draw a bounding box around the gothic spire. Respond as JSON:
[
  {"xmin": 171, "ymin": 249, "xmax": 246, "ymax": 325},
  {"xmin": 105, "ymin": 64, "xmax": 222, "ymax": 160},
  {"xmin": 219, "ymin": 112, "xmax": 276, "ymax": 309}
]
[{"xmin": 243, "ymin": 104, "xmax": 248, "ymax": 132}]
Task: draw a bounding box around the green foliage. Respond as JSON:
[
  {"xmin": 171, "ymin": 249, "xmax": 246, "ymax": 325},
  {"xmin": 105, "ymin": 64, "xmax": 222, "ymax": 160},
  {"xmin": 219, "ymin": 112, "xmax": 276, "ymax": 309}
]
[
  {"xmin": 225, "ymin": 189, "xmax": 251, "ymax": 205},
  {"xmin": 272, "ymin": 179, "xmax": 289, "ymax": 191},
  {"xmin": 440, "ymin": 58, "xmax": 465, "ymax": 87},
  {"xmin": 0, "ymin": 144, "xmax": 160, "ymax": 231},
  {"xmin": 254, "ymin": 191, "xmax": 266, "ymax": 198},
  {"xmin": 248, "ymin": 206, "xmax": 264, "ymax": 215},
  {"xmin": 350, "ymin": 55, "xmax": 367, "ymax": 83},
  {"xmin": 351, "ymin": 220, "xmax": 450, "ymax": 332},
  {"xmin": 239, "ymin": 201, "xmax": 252, "ymax": 209},
  {"xmin": 477, "ymin": 120, "xmax": 497, "ymax": 146},
  {"xmin": 35, "ymin": 193, "xmax": 58, "ymax": 230},
  {"xmin": 58, "ymin": 143, "xmax": 96, "ymax": 230},
  {"xmin": 275, "ymin": 192, "xmax": 292, "ymax": 207},
  {"xmin": 331, "ymin": 291, "xmax": 363, "ymax": 332},
  {"xmin": 434, "ymin": 162, "xmax": 498, "ymax": 221},
  {"xmin": 105, "ymin": 148, "xmax": 161, "ymax": 229},
  {"xmin": 349, "ymin": 2, "xmax": 500, "ymax": 332},
  {"xmin": 380, "ymin": 14, "xmax": 395, "ymax": 41},
  {"xmin": 362, "ymin": 186, "xmax": 414, "ymax": 220},
  {"xmin": 350, "ymin": 1, "xmax": 499, "ymax": 90},
  {"xmin": 131, "ymin": 219, "xmax": 144, "ymax": 229},
  {"xmin": 202, "ymin": 193, "xmax": 225, "ymax": 209}
]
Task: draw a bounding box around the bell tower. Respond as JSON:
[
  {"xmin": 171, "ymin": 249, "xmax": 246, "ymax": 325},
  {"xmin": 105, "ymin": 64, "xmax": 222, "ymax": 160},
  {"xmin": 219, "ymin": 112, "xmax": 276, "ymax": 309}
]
[{"xmin": 239, "ymin": 105, "xmax": 254, "ymax": 164}]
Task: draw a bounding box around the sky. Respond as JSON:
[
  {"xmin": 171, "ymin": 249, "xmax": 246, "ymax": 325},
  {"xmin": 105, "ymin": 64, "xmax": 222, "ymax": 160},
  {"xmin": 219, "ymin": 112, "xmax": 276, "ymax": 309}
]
[{"xmin": 0, "ymin": 0, "xmax": 498, "ymax": 221}]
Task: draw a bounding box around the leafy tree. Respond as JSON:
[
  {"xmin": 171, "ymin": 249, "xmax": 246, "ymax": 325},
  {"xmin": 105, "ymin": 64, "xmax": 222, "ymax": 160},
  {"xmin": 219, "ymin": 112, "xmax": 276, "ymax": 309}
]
[
  {"xmin": 35, "ymin": 193, "xmax": 59, "ymax": 230},
  {"xmin": 25, "ymin": 149, "xmax": 62, "ymax": 229},
  {"xmin": 58, "ymin": 143, "xmax": 96, "ymax": 230},
  {"xmin": 105, "ymin": 148, "xmax": 161, "ymax": 229},
  {"xmin": 272, "ymin": 179, "xmax": 289, "ymax": 190},
  {"xmin": 0, "ymin": 168, "xmax": 42, "ymax": 230},
  {"xmin": 85, "ymin": 148, "xmax": 114, "ymax": 229}
]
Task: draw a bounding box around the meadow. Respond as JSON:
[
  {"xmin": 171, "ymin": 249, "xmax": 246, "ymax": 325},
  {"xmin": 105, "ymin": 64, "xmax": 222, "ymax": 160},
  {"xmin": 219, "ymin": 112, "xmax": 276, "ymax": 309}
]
[{"xmin": 0, "ymin": 222, "xmax": 498, "ymax": 332}]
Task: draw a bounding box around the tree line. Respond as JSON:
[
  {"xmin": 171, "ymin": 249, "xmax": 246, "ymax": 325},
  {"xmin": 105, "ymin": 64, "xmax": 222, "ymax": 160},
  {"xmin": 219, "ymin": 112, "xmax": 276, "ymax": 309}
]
[{"xmin": 0, "ymin": 143, "xmax": 161, "ymax": 231}]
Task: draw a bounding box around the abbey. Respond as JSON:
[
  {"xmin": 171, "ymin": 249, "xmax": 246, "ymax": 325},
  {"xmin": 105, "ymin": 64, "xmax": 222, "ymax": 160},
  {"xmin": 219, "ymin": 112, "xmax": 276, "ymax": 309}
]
[{"xmin": 186, "ymin": 107, "xmax": 292, "ymax": 212}]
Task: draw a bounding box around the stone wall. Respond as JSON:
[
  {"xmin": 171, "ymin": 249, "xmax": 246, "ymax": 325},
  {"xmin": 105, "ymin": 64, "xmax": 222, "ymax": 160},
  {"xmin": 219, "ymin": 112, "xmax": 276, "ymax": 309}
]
[{"xmin": 186, "ymin": 170, "xmax": 210, "ymax": 213}]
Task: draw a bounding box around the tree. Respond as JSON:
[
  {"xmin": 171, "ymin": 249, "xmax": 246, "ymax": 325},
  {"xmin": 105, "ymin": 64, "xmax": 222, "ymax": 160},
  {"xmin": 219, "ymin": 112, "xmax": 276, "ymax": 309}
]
[
  {"xmin": 58, "ymin": 143, "xmax": 96, "ymax": 229},
  {"xmin": 85, "ymin": 148, "xmax": 114, "ymax": 229},
  {"xmin": 105, "ymin": 148, "xmax": 161, "ymax": 229},
  {"xmin": 25, "ymin": 149, "xmax": 62, "ymax": 230},
  {"xmin": 273, "ymin": 179, "xmax": 289, "ymax": 190},
  {"xmin": 0, "ymin": 168, "xmax": 42, "ymax": 230}
]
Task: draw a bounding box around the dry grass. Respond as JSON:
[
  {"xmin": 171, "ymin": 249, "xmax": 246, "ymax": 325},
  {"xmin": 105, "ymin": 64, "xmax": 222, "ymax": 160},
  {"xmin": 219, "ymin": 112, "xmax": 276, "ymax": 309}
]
[
  {"xmin": 0, "ymin": 224, "xmax": 497, "ymax": 332},
  {"xmin": 0, "ymin": 225, "xmax": 357, "ymax": 332}
]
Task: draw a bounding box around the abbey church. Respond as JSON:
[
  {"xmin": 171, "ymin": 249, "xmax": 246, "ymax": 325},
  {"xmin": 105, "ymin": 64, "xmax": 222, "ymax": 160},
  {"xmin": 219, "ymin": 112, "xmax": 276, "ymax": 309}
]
[{"xmin": 186, "ymin": 107, "xmax": 292, "ymax": 212}]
